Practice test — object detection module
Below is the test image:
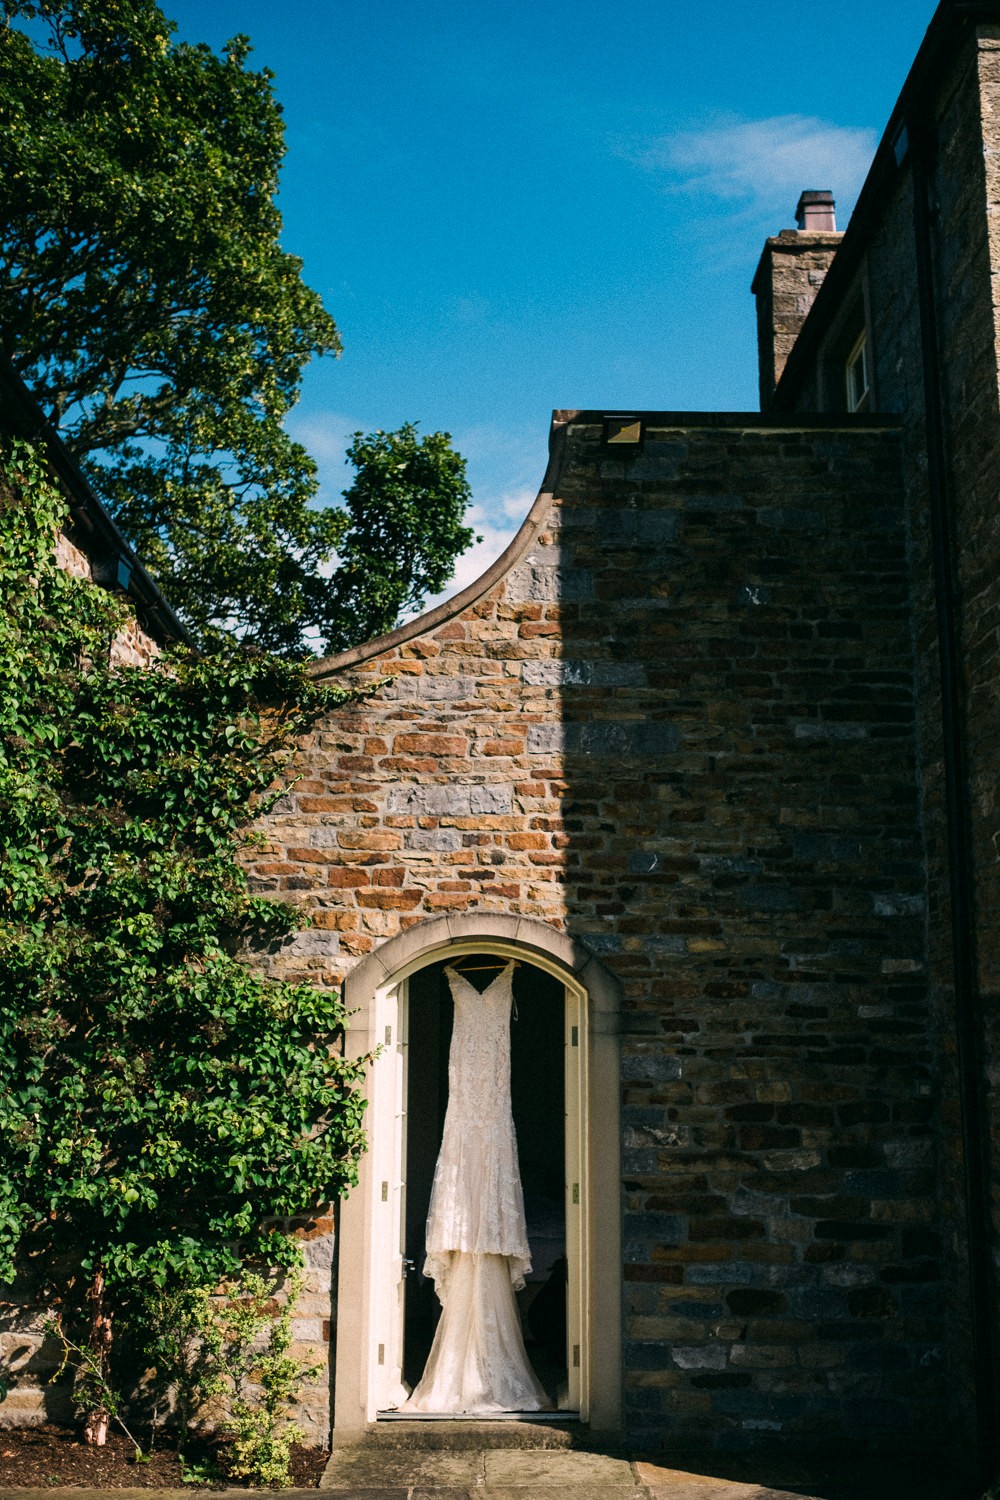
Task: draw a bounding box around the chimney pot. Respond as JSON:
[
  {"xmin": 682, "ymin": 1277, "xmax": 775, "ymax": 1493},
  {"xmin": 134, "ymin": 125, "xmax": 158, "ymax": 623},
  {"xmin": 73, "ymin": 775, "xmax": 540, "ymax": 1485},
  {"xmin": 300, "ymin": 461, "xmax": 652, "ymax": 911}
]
[{"xmin": 795, "ymin": 189, "xmax": 837, "ymax": 232}]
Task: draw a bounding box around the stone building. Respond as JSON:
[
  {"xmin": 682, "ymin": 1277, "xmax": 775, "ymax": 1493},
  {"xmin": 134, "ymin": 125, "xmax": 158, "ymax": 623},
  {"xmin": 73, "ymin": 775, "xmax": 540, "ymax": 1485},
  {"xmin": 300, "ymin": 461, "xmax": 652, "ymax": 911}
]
[
  {"xmin": 250, "ymin": 0, "xmax": 1000, "ymax": 1473},
  {"xmin": 1, "ymin": 358, "xmax": 186, "ymax": 666}
]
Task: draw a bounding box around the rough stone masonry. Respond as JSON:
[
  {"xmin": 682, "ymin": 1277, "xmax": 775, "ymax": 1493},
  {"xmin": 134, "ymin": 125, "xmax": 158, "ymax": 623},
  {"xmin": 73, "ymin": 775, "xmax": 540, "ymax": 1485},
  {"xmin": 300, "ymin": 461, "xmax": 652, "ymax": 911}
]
[{"xmin": 252, "ymin": 410, "xmax": 945, "ymax": 1453}]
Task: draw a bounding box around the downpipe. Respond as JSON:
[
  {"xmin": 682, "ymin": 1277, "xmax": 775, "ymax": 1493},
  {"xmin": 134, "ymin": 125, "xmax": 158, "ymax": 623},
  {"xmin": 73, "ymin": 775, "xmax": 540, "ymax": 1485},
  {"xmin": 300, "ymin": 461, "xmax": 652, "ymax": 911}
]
[{"xmin": 909, "ymin": 119, "xmax": 998, "ymax": 1479}]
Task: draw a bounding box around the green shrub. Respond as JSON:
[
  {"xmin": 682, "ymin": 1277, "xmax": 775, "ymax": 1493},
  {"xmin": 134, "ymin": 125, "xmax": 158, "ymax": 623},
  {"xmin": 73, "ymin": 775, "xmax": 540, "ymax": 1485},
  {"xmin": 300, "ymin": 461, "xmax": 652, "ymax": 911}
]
[{"xmin": 0, "ymin": 438, "xmax": 370, "ymax": 1442}]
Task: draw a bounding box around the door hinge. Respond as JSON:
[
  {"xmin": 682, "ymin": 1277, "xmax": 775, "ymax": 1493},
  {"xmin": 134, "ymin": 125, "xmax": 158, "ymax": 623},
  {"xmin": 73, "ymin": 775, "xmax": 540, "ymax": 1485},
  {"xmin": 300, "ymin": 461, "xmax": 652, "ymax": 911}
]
[
  {"xmin": 381, "ymin": 1181, "xmax": 389, "ymax": 1202},
  {"xmin": 571, "ymin": 1025, "xmax": 579, "ymax": 1047},
  {"xmin": 378, "ymin": 1343, "xmax": 385, "ymax": 1366},
  {"xmin": 573, "ymin": 1344, "xmax": 580, "ymax": 1368},
  {"xmin": 385, "ymin": 1024, "xmax": 392, "ymax": 1045},
  {"xmin": 571, "ymin": 1183, "xmax": 580, "ymax": 1205}
]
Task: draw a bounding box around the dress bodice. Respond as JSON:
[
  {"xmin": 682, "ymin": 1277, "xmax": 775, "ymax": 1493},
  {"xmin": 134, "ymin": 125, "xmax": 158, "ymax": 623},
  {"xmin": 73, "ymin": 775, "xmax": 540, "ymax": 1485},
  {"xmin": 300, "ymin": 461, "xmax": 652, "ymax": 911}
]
[{"xmin": 443, "ymin": 963, "xmax": 515, "ymax": 1127}]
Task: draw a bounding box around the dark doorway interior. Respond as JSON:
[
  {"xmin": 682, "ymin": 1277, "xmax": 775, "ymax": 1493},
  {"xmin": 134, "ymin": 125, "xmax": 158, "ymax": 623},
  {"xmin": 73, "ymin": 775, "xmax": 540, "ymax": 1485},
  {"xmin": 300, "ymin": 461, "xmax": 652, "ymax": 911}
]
[{"xmin": 402, "ymin": 958, "xmax": 567, "ymax": 1406}]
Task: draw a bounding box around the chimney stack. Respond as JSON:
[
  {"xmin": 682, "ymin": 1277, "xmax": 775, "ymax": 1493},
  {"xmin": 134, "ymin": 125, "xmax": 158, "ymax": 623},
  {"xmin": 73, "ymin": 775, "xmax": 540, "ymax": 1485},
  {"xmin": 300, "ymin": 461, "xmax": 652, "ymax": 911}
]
[
  {"xmin": 795, "ymin": 189, "xmax": 837, "ymax": 232},
  {"xmin": 751, "ymin": 190, "xmax": 843, "ymax": 409}
]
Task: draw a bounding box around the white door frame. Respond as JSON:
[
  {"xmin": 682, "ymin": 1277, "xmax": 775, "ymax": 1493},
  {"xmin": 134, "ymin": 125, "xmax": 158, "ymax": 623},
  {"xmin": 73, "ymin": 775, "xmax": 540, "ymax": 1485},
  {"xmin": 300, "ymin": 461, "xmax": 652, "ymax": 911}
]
[
  {"xmin": 361, "ymin": 975, "xmax": 410, "ymax": 1413},
  {"xmin": 332, "ymin": 914, "xmax": 622, "ymax": 1445}
]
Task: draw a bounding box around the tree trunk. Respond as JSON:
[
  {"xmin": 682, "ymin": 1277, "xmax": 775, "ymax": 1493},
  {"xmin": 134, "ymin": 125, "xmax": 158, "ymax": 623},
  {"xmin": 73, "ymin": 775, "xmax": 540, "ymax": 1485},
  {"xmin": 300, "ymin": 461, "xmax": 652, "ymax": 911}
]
[{"xmin": 82, "ymin": 1268, "xmax": 112, "ymax": 1446}]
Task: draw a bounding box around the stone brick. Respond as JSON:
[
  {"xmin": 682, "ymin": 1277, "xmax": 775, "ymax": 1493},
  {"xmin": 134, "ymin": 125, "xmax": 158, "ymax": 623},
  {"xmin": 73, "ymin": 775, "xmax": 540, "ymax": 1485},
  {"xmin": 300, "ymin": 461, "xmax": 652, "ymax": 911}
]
[
  {"xmin": 521, "ymin": 659, "xmax": 648, "ymax": 687},
  {"xmin": 393, "ymin": 733, "xmax": 468, "ymax": 756},
  {"xmin": 406, "ymin": 827, "xmax": 463, "ymax": 851},
  {"xmin": 324, "ymin": 867, "xmax": 372, "ymax": 888},
  {"xmin": 387, "ymin": 784, "xmax": 513, "ymax": 817},
  {"xmin": 335, "ymin": 830, "xmax": 403, "ymax": 850},
  {"xmin": 526, "ymin": 722, "xmax": 681, "ymax": 757}
]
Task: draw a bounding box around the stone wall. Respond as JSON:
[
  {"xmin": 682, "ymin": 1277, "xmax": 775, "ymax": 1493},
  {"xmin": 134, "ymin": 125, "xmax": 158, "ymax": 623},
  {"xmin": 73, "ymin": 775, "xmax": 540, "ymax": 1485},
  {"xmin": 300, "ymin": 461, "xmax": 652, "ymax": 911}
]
[
  {"xmin": 255, "ymin": 412, "xmax": 947, "ymax": 1453},
  {"xmin": 963, "ymin": 35, "xmax": 1000, "ymax": 1310},
  {"xmin": 777, "ymin": 20, "xmax": 1000, "ymax": 1445}
]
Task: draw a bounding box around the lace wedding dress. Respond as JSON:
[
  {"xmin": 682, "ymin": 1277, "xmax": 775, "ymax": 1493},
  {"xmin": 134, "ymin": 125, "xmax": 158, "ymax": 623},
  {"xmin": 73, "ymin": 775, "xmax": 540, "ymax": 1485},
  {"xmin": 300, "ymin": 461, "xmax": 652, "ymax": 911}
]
[{"xmin": 401, "ymin": 960, "xmax": 549, "ymax": 1413}]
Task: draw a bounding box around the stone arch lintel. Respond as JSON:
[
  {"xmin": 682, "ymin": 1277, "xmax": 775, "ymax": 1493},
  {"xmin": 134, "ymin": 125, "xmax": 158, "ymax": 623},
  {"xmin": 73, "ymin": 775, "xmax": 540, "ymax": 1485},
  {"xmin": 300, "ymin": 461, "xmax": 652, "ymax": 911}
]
[{"xmin": 344, "ymin": 912, "xmax": 621, "ymax": 1016}]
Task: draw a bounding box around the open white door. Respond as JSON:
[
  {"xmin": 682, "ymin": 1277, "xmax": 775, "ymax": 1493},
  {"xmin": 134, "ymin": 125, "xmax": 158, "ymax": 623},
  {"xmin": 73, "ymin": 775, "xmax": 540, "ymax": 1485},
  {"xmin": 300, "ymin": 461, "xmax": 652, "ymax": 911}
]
[
  {"xmin": 564, "ymin": 985, "xmax": 587, "ymax": 1416},
  {"xmin": 369, "ymin": 979, "xmax": 410, "ymax": 1412}
]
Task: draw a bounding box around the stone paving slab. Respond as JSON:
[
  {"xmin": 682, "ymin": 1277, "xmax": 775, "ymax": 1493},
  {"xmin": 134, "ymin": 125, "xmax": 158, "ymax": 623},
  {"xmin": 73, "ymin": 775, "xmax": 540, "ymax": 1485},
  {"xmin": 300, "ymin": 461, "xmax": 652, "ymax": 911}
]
[
  {"xmin": 314, "ymin": 1446, "xmax": 889, "ymax": 1499},
  {"xmin": 483, "ymin": 1449, "xmax": 637, "ymax": 1486},
  {"xmin": 319, "ymin": 1446, "xmax": 826, "ymax": 1498},
  {"xmin": 321, "ymin": 1448, "xmax": 481, "ymax": 1488},
  {"xmin": 480, "ymin": 1489, "xmax": 648, "ymax": 1500},
  {"xmin": 410, "ymin": 1489, "xmax": 476, "ymax": 1500},
  {"xmin": 295, "ymin": 1493, "xmax": 408, "ymax": 1500},
  {"xmin": 638, "ymin": 1466, "xmax": 746, "ymax": 1492},
  {"xmin": 636, "ymin": 1464, "xmax": 821, "ymax": 1500}
]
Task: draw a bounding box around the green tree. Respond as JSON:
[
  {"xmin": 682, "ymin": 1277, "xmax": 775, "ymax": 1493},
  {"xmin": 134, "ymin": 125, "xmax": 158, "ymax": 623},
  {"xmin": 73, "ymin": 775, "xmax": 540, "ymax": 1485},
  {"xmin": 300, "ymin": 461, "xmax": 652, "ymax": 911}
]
[
  {"xmin": 0, "ymin": 0, "xmax": 475, "ymax": 654},
  {"xmin": 0, "ymin": 439, "xmax": 369, "ymax": 1441},
  {"xmin": 324, "ymin": 423, "xmax": 476, "ymax": 655}
]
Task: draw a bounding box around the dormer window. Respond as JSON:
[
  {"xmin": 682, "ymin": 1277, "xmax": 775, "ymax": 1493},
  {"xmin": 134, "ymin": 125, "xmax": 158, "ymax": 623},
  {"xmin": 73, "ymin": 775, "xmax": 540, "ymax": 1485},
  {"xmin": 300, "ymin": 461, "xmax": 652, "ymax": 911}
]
[{"xmin": 846, "ymin": 332, "xmax": 871, "ymax": 412}]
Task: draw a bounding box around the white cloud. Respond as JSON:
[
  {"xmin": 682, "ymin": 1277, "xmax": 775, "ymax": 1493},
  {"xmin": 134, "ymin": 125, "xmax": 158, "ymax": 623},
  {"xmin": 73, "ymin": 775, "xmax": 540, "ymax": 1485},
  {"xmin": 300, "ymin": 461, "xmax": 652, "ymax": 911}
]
[
  {"xmin": 628, "ymin": 113, "xmax": 878, "ymax": 225},
  {"xmin": 284, "ymin": 411, "xmax": 364, "ymax": 511},
  {"xmin": 498, "ymin": 485, "xmax": 537, "ymax": 523},
  {"xmin": 443, "ymin": 505, "xmax": 514, "ymax": 591},
  {"xmin": 413, "ymin": 489, "xmax": 536, "ymax": 617}
]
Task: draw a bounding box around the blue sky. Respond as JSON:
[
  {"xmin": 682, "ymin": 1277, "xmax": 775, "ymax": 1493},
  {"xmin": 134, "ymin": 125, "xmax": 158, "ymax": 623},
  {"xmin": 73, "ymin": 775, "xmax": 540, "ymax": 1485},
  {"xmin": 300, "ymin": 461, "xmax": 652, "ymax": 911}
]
[{"xmin": 167, "ymin": 0, "xmax": 932, "ymax": 602}]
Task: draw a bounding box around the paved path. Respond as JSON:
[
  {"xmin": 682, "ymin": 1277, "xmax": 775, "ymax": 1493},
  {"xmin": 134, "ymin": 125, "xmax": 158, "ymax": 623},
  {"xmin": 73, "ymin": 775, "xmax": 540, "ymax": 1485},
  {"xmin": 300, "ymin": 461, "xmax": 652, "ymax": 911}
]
[
  {"xmin": 0, "ymin": 1446, "xmax": 966, "ymax": 1500},
  {"xmin": 0, "ymin": 1468, "xmax": 824, "ymax": 1500},
  {"xmin": 319, "ymin": 1444, "xmax": 824, "ymax": 1497}
]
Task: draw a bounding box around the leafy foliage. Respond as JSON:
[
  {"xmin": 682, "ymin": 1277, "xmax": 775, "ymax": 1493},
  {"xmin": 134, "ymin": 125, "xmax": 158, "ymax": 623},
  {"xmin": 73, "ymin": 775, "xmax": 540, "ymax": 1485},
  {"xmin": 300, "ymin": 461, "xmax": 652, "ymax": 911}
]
[
  {"xmin": 132, "ymin": 1281, "xmax": 224, "ymax": 1454},
  {"xmin": 0, "ymin": 1, "xmax": 475, "ymax": 654},
  {"xmin": 46, "ymin": 1263, "xmax": 317, "ymax": 1483},
  {"xmin": 0, "ymin": 438, "xmax": 369, "ymax": 1318},
  {"xmin": 324, "ymin": 424, "xmax": 477, "ymax": 654},
  {"xmin": 217, "ymin": 1265, "xmax": 318, "ymax": 1487},
  {"xmin": 132, "ymin": 1265, "xmax": 315, "ymax": 1485}
]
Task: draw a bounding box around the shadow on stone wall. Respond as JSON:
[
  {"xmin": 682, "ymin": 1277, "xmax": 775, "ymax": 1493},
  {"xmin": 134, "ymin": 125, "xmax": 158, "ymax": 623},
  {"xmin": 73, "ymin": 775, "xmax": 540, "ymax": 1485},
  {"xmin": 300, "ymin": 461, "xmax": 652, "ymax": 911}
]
[{"xmin": 546, "ymin": 416, "xmax": 939, "ymax": 1453}]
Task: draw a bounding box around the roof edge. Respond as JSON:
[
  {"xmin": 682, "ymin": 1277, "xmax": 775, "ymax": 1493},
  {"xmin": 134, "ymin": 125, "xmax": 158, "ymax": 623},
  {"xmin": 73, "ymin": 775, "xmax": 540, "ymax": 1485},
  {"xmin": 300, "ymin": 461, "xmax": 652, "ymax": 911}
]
[
  {"xmin": 772, "ymin": 0, "xmax": 997, "ymax": 407},
  {"xmin": 1, "ymin": 359, "xmax": 191, "ymax": 648},
  {"xmin": 308, "ymin": 407, "xmax": 901, "ymax": 681}
]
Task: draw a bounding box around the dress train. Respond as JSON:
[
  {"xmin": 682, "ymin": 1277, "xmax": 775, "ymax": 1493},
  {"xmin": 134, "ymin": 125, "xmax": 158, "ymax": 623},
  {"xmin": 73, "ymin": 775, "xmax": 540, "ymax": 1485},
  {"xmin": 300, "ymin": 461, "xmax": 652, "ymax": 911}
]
[{"xmin": 401, "ymin": 1251, "xmax": 549, "ymax": 1413}]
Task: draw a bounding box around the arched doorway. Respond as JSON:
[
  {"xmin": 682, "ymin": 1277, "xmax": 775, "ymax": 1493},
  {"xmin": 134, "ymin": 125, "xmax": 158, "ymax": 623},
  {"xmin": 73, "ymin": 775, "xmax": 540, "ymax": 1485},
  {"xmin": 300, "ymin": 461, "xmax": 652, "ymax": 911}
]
[
  {"xmin": 332, "ymin": 916, "xmax": 622, "ymax": 1444},
  {"xmin": 401, "ymin": 957, "xmax": 571, "ymax": 1408}
]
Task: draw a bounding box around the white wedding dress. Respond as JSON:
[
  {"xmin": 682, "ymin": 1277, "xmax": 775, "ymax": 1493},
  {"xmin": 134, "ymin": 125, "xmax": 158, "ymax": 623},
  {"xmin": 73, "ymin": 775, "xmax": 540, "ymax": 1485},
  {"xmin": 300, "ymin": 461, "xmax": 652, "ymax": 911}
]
[{"xmin": 401, "ymin": 961, "xmax": 549, "ymax": 1413}]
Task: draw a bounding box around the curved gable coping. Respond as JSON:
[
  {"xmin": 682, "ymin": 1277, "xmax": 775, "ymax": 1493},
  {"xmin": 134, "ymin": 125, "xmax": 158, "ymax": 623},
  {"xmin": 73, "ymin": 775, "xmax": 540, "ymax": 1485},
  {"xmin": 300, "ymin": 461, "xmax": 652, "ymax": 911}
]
[
  {"xmin": 308, "ymin": 410, "xmax": 575, "ymax": 680},
  {"xmin": 308, "ymin": 407, "xmax": 902, "ymax": 681},
  {"xmin": 343, "ymin": 912, "xmax": 623, "ymax": 1019}
]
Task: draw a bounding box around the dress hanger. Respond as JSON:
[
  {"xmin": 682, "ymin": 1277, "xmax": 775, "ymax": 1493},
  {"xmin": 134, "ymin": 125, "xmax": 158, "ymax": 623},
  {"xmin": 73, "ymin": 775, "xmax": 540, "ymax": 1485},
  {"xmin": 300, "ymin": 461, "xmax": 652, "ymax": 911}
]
[{"xmin": 448, "ymin": 957, "xmax": 519, "ymax": 973}]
